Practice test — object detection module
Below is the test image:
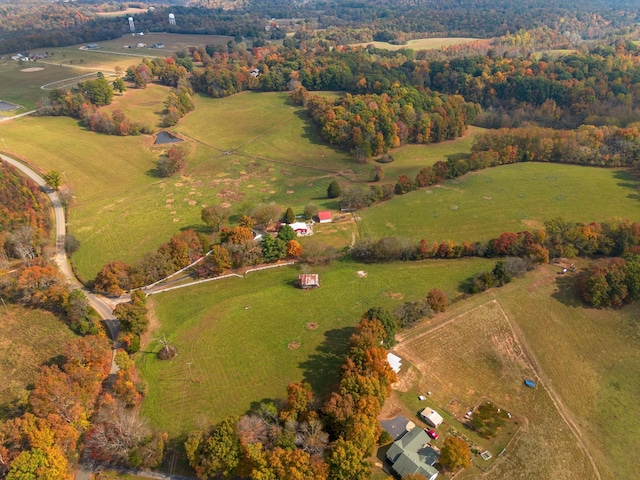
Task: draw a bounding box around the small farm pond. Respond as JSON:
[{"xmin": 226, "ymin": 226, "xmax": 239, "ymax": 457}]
[{"xmin": 154, "ymin": 131, "xmax": 183, "ymax": 144}]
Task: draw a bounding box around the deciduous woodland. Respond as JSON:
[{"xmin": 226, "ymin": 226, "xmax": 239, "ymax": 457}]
[{"xmin": 2, "ymin": 0, "xmax": 640, "ymax": 478}]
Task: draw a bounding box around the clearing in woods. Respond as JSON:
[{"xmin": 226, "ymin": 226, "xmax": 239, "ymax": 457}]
[
  {"xmin": 390, "ymin": 264, "xmax": 640, "ymax": 480},
  {"xmin": 350, "ymin": 37, "xmax": 482, "ymax": 51}
]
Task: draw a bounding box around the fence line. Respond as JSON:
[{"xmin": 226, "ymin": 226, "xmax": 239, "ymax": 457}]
[
  {"xmin": 146, "ymin": 261, "xmax": 297, "ymax": 296},
  {"xmin": 138, "ymin": 251, "xmax": 212, "ymax": 292},
  {"xmin": 244, "ymin": 261, "xmax": 295, "ymax": 275},
  {"xmin": 146, "ymin": 273, "xmax": 243, "ymax": 296}
]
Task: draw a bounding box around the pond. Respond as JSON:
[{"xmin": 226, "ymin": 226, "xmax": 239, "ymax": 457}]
[{"xmin": 154, "ymin": 131, "xmax": 183, "ymax": 144}]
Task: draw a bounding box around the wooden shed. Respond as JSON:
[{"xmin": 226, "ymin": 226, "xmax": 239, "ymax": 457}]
[{"xmin": 298, "ymin": 274, "xmax": 319, "ymax": 289}]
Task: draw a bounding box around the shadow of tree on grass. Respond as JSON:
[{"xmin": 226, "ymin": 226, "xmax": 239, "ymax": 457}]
[{"xmin": 299, "ymin": 326, "xmax": 353, "ymax": 400}]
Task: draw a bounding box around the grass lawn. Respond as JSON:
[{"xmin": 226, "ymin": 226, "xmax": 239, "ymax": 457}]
[
  {"xmin": 0, "ymin": 303, "xmax": 76, "ymax": 417},
  {"xmin": 360, "ymin": 163, "xmax": 640, "ymax": 243},
  {"xmin": 103, "ymin": 83, "xmax": 170, "ymax": 128},
  {"xmin": 350, "ymin": 37, "xmax": 481, "ymax": 51},
  {"xmin": 137, "ymin": 257, "xmax": 494, "ymax": 435},
  {"xmin": 390, "ymin": 264, "xmax": 640, "ymax": 480}
]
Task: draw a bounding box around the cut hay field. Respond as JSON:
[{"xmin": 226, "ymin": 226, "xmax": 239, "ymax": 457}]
[
  {"xmin": 391, "ymin": 264, "xmax": 640, "ymax": 480},
  {"xmin": 360, "ymin": 163, "xmax": 640, "ymax": 243},
  {"xmin": 350, "ymin": 37, "xmax": 480, "ymax": 51},
  {"xmin": 0, "ymin": 303, "xmax": 75, "ymax": 417},
  {"xmin": 103, "ymin": 83, "xmax": 169, "ymax": 127},
  {"xmin": 138, "ymin": 257, "xmax": 494, "ymax": 435}
]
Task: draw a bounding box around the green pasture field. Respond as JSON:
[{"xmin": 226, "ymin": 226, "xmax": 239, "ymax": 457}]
[
  {"xmin": 0, "ymin": 303, "xmax": 75, "ymax": 418},
  {"xmin": 138, "ymin": 257, "xmax": 494, "ymax": 435},
  {"xmin": 360, "ymin": 162, "xmax": 640, "ymax": 243},
  {"xmin": 0, "ymin": 91, "xmax": 367, "ymax": 280},
  {"xmin": 350, "ymin": 37, "xmax": 480, "ymax": 51},
  {"xmin": 0, "ymin": 60, "xmax": 97, "ymax": 111},
  {"xmin": 103, "ymin": 83, "xmax": 169, "ymax": 128},
  {"xmin": 379, "ymin": 126, "xmax": 482, "ymax": 180}
]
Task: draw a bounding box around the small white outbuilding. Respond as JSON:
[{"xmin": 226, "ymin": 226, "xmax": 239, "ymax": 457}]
[{"xmin": 420, "ymin": 407, "xmax": 444, "ymax": 428}]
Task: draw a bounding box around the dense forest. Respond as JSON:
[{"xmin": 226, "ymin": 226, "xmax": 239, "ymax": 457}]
[{"xmin": 2, "ymin": 0, "xmax": 640, "ymax": 54}]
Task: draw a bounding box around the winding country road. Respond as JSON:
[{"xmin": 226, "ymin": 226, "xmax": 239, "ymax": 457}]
[{"xmin": 0, "ymin": 153, "xmax": 121, "ymax": 341}]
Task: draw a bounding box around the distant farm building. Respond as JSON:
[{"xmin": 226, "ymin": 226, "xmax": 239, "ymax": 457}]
[
  {"xmin": 289, "ymin": 222, "xmax": 310, "ymax": 236},
  {"xmin": 317, "ymin": 210, "xmax": 332, "ymax": 223},
  {"xmin": 85, "ymin": 43, "xmax": 99, "ymax": 50},
  {"xmin": 298, "ymin": 274, "xmax": 319, "ymax": 289},
  {"xmin": 150, "ymin": 43, "xmax": 165, "ymax": 48},
  {"xmin": 420, "ymin": 408, "xmax": 444, "ymax": 428},
  {"xmin": 386, "ymin": 427, "xmax": 439, "ymax": 480}
]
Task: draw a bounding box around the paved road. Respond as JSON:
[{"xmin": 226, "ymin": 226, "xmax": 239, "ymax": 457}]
[
  {"xmin": 0, "ymin": 152, "xmax": 123, "ymax": 480},
  {"xmin": 0, "ymin": 153, "xmax": 120, "ymax": 341}
]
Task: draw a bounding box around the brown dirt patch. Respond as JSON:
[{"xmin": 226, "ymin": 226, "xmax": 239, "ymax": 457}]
[
  {"xmin": 522, "ymin": 219, "xmax": 544, "ymax": 230},
  {"xmin": 21, "ymin": 67, "xmax": 45, "ymax": 72},
  {"xmin": 288, "ymin": 341, "xmax": 301, "ymax": 350},
  {"xmin": 383, "ymin": 291, "xmax": 404, "ymax": 300},
  {"xmin": 305, "ymin": 322, "xmax": 318, "ymax": 330}
]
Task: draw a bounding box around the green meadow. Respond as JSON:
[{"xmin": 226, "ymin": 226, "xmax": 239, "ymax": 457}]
[
  {"xmin": 360, "ymin": 163, "xmax": 640, "ymax": 243},
  {"xmin": 139, "ymin": 257, "xmax": 494, "ymax": 435}
]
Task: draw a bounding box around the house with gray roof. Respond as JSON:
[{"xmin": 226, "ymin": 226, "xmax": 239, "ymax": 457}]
[{"xmin": 386, "ymin": 427, "xmax": 439, "ymax": 480}]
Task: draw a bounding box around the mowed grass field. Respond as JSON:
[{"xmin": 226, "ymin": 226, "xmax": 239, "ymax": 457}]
[
  {"xmin": 392, "ymin": 264, "xmax": 640, "ymax": 480},
  {"xmin": 0, "ymin": 33, "xmax": 231, "ymax": 110},
  {"xmin": 0, "ymin": 303, "xmax": 75, "ymax": 417},
  {"xmin": 350, "ymin": 37, "xmax": 481, "ymax": 51},
  {"xmin": 360, "ymin": 163, "xmax": 640, "ymax": 243},
  {"xmin": 138, "ymin": 257, "xmax": 494, "ymax": 435}
]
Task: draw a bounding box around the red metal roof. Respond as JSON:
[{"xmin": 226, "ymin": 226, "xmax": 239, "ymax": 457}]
[{"xmin": 318, "ymin": 210, "xmax": 332, "ymax": 221}]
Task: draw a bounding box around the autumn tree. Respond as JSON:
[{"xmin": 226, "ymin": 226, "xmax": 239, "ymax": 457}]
[
  {"xmin": 277, "ymin": 225, "xmax": 297, "ymax": 243},
  {"xmin": 252, "ymin": 205, "xmax": 282, "ymax": 227},
  {"xmin": 287, "ymin": 240, "xmax": 303, "ymax": 258},
  {"xmin": 362, "ymin": 306, "xmax": 396, "ymax": 348},
  {"xmin": 439, "ymin": 436, "xmax": 471, "ymax": 472},
  {"xmin": 326, "ymin": 438, "xmax": 371, "ymax": 480},
  {"xmin": 426, "ymin": 288, "xmax": 448, "ymax": 313},
  {"xmin": 201, "ymin": 204, "xmax": 230, "ymax": 232},
  {"xmin": 113, "ymin": 77, "xmax": 126, "ymax": 95},
  {"xmin": 94, "ymin": 261, "xmax": 132, "ymax": 295},
  {"xmin": 280, "ymin": 381, "xmax": 314, "ymax": 422},
  {"xmin": 470, "ymin": 402, "xmax": 508, "ymax": 439},
  {"xmin": 185, "ymin": 416, "xmax": 242, "ymax": 479}
]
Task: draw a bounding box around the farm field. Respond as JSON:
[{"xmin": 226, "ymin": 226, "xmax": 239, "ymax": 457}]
[
  {"xmin": 0, "ymin": 33, "xmax": 232, "ymax": 110},
  {"xmin": 359, "ymin": 162, "xmax": 640, "ymax": 243},
  {"xmin": 350, "ymin": 37, "xmax": 481, "ymax": 51},
  {"xmin": 380, "ymin": 126, "xmax": 482, "ymax": 180},
  {"xmin": 138, "ymin": 257, "xmax": 494, "ymax": 435},
  {"xmin": 0, "ymin": 91, "xmax": 363, "ymax": 280},
  {"xmin": 390, "ymin": 264, "xmax": 640, "ymax": 480},
  {"xmin": 0, "ymin": 303, "xmax": 75, "ymax": 418},
  {"xmin": 0, "ymin": 60, "xmax": 102, "ymax": 111}
]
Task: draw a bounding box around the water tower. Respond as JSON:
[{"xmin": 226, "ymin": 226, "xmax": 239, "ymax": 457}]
[
  {"xmin": 128, "ymin": 17, "xmax": 135, "ymax": 32},
  {"xmin": 169, "ymin": 13, "xmax": 176, "ymax": 26}
]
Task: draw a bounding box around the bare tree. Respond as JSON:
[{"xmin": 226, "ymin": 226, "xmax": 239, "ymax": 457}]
[
  {"xmin": 86, "ymin": 402, "xmax": 150, "ymax": 462},
  {"xmin": 237, "ymin": 415, "xmax": 268, "ymax": 446},
  {"xmin": 7, "ymin": 226, "xmax": 36, "ymax": 263},
  {"xmin": 295, "ymin": 419, "xmax": 329, "ymax": 456}
]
